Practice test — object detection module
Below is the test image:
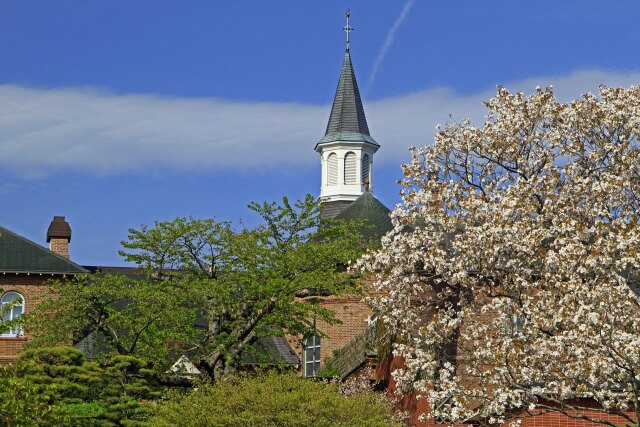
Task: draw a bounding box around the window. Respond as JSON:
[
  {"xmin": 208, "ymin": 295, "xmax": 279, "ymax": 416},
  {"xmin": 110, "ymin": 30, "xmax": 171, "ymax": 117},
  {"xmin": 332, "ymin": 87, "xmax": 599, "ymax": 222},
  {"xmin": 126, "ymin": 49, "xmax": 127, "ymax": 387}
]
[
  {"xmin": 366, "ymin": 312, "xmax": 379, "ymax": 326},
  {"xmin": 327, "ymin": 153, "xmax": 338, "ymax": 186},
  {"xmin": 344, "ymin": 152, "xmax": 356, "ymax": 184},
  {"xmin": 506, "ymin": 313, "xmax": 525, "ymax": 337},
  {"xmin": 1, "ymin": 292, "xmax": 24, "ymax": 338},
  {"xmin": 512, "ymin": 315, "xmax": 525, "ymax": 336},
  {"xmin": 361, "ymin": 154, "xmax": 370, "ymax": 185},
  {"xmin": 303, "ymin": 334, "xmax": 321, "ymax": 377}
]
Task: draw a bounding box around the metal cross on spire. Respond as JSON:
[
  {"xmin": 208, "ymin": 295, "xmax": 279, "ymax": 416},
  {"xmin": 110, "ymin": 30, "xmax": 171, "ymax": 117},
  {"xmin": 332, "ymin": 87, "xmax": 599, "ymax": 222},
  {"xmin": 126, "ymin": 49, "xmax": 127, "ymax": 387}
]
[{"xmin": 343, "ymin": 9, "xmax": 353, "ymax": 51}]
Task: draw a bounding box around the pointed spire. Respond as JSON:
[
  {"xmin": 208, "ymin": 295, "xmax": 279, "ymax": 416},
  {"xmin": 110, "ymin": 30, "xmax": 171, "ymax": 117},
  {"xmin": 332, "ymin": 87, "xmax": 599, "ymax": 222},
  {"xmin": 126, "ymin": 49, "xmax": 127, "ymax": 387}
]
[
  {"xmin": 316, "ymin": 10, "xmax": 378, "ymax": 148},
  {"xmin": 326, "ymin": 51, "xmax": 370, "ymax": 135}
]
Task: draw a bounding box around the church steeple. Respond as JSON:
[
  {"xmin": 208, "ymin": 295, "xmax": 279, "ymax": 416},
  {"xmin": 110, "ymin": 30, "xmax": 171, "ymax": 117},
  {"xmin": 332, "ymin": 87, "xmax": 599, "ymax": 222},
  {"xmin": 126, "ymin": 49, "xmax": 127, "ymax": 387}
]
[
  {"xmin": 316, "ymin": 10, "xmax": 380, "ymax": 219},
  {"xmin": 323, "ymin": 50, "xmax": 374, "ymax": 141},
  {"xmin": 316, "ymin": 10, "xmax": 378, "ymax": 148}
]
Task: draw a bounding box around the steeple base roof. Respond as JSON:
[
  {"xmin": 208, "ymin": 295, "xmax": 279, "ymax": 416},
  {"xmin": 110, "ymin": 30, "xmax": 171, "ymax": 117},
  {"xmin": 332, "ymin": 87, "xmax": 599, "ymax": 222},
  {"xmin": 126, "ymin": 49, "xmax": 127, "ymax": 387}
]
[{"xmin": 316, "ymin": 131, "xmax": 378, "ymax": 150}]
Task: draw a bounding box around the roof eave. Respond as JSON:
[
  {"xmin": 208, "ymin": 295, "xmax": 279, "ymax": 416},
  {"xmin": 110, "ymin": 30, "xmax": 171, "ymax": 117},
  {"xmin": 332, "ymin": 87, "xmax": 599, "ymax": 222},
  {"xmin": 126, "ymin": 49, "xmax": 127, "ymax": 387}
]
[
  {"xmin": 315, "ymin": 132, "xmax": 380, "ymax": 152},
  {"xmin": 0, "ymin": 269, "xmax": 87, "ymax": 276}
]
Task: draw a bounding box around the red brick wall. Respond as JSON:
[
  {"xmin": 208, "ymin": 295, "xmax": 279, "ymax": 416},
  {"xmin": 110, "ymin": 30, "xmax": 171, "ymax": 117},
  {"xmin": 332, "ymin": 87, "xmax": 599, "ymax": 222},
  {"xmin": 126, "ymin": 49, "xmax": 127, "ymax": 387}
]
[
  {"xmin": 289, "ymin": 295, "xmax": 373, "ymax": 370},
  {"xmin": 0, "ymin": 274, "xmax": 57, "ymax": 364},
  {"xmin": 373, "ymin": 355, "xmax": 437, "ymax": 427},
  {"xmin": 518, "ymin": 410, "xmax": 631, "ymax": 427},
  {"xmin": 376, "ymin": 355, "xmax": 635, "ymax": 427},
  {"xmin": 48, "ymin": 238, "xmax": 69, "ymax": 259}
]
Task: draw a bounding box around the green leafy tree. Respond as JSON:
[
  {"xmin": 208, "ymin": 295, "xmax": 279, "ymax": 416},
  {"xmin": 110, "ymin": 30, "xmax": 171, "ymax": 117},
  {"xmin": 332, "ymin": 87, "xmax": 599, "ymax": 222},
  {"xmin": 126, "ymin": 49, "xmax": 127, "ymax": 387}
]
[
  {"xmin": 0, "ymin": 346, "xmax": 161, "ymax": 426},
  {"xmin": 149, "ymin": 371, "xmax": 402, "ymax": 427},
  {"xmin": 119, "ymin": 195, "xmax": 370, "ymax": 379},
  {"xmin": 26, "ymin": 273, "xmax": 201, "ymax": 366},
  {"xmin": 0, "ymin": 364, "xmax": 52, "ymax": 427},
  {"xmin": 27, "ymin": 196, "xmax": 369, "ymax": 380}
]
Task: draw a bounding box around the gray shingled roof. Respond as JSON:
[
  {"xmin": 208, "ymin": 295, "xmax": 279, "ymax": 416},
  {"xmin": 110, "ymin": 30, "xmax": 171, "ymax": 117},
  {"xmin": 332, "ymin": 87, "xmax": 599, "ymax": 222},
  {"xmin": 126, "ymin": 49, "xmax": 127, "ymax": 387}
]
[
  {"xmin": 0, "ymin": 226, "xmax": 87, "ymax": 274},
  {"xmin": 335, "ymin": 192, "xmax": 393, "ymax": 240},
  {"xmin": 77, "ymin": 330, "xmax": 300, "ymax": 366},
  {"xmin": 319, "ymin": 51, "xmax": 378, "ymax": 147},
  {"xmin": 240, "ymin": 336, "xmax": 300, "ymax": 366}
]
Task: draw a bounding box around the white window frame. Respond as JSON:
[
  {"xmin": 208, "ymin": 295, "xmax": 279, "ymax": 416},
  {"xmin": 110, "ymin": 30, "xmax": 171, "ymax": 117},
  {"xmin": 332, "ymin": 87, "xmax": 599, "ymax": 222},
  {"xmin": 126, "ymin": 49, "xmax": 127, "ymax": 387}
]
[
  {"xmin": 1, "ymin": 291, "xmax": 24, "ymax": 338},
  {"xmin": 303, "ymin": 334, "xmax": 321, "ymax": 377}
]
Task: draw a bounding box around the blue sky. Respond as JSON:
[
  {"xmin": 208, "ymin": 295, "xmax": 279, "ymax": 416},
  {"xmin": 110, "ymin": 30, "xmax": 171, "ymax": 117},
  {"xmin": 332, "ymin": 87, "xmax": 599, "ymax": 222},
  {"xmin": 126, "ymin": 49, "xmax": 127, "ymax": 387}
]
[{"xmin": 2, "ymin": 1, "xmax": 640, "ymax": 265}]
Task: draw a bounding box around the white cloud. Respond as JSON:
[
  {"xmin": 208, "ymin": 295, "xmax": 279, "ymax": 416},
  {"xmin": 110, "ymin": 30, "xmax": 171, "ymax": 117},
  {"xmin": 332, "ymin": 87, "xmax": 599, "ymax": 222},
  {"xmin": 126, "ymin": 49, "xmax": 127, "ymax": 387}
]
[
  {"xmin": 0, "ymin": 86, "xmax": 325, "ymax": 177},
  {"xmin": 1, "ymin": 69, "xmax": 640, "ymax": 177},
  {"xmin": 368, "ymin": 69, "xmax": 640, "ymax": 165}
]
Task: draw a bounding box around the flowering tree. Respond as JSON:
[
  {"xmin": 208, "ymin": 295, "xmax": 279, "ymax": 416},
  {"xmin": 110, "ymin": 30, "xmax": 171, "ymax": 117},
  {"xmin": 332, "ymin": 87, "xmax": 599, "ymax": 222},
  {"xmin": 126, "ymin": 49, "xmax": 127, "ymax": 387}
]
[{"xmin": 358, "ymin": 86, "xmax": 640, "ymax": 426}]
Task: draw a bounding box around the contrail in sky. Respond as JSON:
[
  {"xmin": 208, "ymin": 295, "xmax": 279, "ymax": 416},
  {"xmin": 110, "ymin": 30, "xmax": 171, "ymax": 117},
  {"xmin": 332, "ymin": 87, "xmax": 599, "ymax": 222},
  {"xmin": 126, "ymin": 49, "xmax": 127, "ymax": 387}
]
[{"xmin": 365, "ymin": 0, "xmax": 415, "ymax": 96}]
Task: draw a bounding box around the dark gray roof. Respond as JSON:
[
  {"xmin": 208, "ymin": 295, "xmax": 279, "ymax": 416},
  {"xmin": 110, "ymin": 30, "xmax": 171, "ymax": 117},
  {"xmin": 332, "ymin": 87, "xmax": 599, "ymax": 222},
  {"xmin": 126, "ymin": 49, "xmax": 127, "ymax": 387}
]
[
  {"xmin": 77, "ymin": 331, "xmax": 300, "ymax": 366},
  {"xmin": 335, "ymin": 192, "xmax": 393, "ymax": 241},
  {"xmin": 0, "ymin": 226, "xmax": 87, "ymax": 274},
  {"xmin": 75, "ymin": 331, "xmax": 110, "ymax": 360},
  {"xmin": 83, "ymin": 265, "xmax": 149, "ymax": 279},
  {"xmin": 319, "ymin": 51, "xmax": 378, "ymax": 147},
  {"xmin": 240, "ymin": 336, "xmax": 300, "ymax": 366}
]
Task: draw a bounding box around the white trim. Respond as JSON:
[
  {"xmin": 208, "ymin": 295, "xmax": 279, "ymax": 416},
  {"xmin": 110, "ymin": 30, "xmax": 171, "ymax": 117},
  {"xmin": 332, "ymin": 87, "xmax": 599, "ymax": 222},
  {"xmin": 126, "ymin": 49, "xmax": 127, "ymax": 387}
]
[{"xmin": 318, "ymin": 143, "xmax": 377, "ymax": 201}]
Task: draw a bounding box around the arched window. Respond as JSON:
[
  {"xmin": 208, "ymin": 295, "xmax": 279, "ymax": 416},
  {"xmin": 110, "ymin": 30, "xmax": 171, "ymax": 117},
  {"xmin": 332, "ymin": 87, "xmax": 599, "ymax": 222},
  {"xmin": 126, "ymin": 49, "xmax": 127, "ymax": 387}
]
[
  {"xmin": 327, "ymin": 153, "xmax": 338, "ymax": 186},
  {"xmin": 303, "ymin": 334, "xmax": 321, "ymax": 377},
  {"xmin": 1, "ymin": 292, "xmax": 24, "ymax": 338},
  {"xmin": 344, "ymin": 152, "xmax": 356, "ymax": 184},
  {"xmin": 361, "ymin": 154, "xmax": 370, "ymax": 185}
]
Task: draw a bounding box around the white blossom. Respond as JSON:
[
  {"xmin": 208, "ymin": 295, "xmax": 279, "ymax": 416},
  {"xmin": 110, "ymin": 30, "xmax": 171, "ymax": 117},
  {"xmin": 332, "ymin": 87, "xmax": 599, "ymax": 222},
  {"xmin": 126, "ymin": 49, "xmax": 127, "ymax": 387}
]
[{"xmin": 357, "ymin": 86, "xmax": 640, "ymax": 426}]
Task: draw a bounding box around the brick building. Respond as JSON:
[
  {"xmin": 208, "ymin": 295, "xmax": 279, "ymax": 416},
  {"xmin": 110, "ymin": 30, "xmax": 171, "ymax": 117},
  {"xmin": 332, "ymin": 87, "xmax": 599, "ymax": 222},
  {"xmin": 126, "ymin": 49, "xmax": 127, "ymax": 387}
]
[
  {"xmin": 0, "ymin": 215, "xmax": 303, "ymax": 370},
  {"xmin": 0, "ymin": 217, "xmax": 87, "ymax": 364}
]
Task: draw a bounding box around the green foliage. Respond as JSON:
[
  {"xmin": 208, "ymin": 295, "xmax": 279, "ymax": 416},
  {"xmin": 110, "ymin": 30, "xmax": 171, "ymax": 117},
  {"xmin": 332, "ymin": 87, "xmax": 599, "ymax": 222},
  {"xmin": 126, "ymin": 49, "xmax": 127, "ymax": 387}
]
[
  {"xmin": 26, "ymin": 273, "xmax": 201, "ymax": 367},
  {"xmin": 315, "ymin": 358, "xmax": 341, "ymax": 379},
  {"xmin": 121, "ymin": 195, "xmax": 368, "ymax": 378},
  {"xmin": 119, "ymin": 216, "xmax": 233, "ymax": 274},
  {"xmin": 0, "ymin": 346, "xmax": 161, "ymax": 426},
  {"xmin": 149, "ymin": 371, "xmax": 401, "ymax": 427},
  {"xmin": 0, "ymin": 365, "xmax": 52, "ymax": 426},
  {"xmin": 25, "ymin": 196, "xmax": 371, "ymax": 380}
]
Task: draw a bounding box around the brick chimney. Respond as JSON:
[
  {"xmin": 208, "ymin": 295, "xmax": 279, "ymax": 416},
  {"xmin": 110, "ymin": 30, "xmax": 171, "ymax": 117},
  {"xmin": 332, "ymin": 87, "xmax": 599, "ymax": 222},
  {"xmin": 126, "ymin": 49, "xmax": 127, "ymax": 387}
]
[{"xmin": 46, "ymin": 216, "xmax": 72, "ymax": 259}]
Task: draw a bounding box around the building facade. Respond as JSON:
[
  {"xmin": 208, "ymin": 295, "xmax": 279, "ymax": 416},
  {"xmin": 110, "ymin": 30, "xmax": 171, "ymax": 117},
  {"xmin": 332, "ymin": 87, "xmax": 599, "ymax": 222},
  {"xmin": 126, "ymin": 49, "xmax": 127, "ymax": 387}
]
[{"xmin": 0, "ymin": 217, "xmax": 87, "ymax": 364}]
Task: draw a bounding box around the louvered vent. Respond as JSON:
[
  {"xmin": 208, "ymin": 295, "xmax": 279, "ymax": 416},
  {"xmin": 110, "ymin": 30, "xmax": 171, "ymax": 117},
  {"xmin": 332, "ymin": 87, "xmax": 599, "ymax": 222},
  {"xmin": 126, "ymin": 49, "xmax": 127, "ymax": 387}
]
[
  {"xmin": 344, "ymin": 152, "xmax": 357, "ymax": 184},
  {"xmin": 361, "ymin": 154, "xmax": 370, "ymax": 184},
  {"xmin": 327, "ymin": 153, "xmax": 338, "ymax": 186}
]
